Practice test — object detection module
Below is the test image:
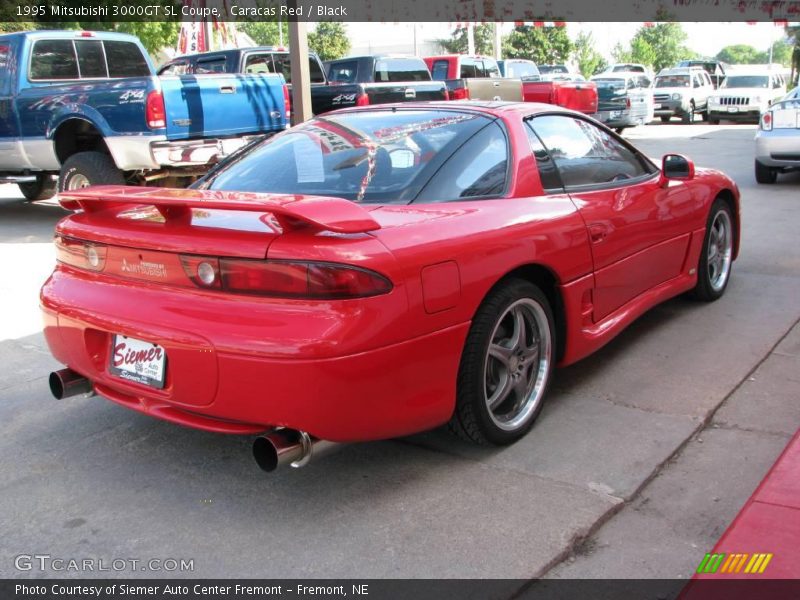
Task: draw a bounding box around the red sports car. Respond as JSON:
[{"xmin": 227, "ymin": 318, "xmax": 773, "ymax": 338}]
[{"xmin": 41, "ymin": 102, "xmax": 740, "ymax": 472}]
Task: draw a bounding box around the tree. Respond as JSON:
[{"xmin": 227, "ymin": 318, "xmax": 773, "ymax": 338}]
[
  {"xmin": 438, "ymin": 24, "xmax": 494, "ymax": 55},
  {"xmin": 502, "ymin": 25, "xmax": 573, "ymax": 64},
  {"xmin": 239, "ymin": 21, "xmax": 288, "ymax": 47},
  {"xmin": 633, "ymin": 22, "xmax": 693, "ymax": 72},
  {"xmin": 759, "ymin": 39, "xmax": 794, "ymax": 66},
  {"xmin": 716, "ymin": 44, "xmax": 761, "ymax": 65},
  {"xmin": 572, "ymin": 31, "xmax": 607, "ymax": 77},
  {"xmin": 307, "ymin": 22, "xmax": 350, "ymax": 62}
]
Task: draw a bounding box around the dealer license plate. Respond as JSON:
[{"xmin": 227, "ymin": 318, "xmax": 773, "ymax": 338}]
[
  {"xmin": 727, "ymin": 106, "xmax": 739, "ymax": 113},
  {"xmin": 654, "ymin": 103, "xmax": 662, "ymax": 109},
  {"xmin": 109, "ymin": 335, "xmax": 167, "ymax": 389}
]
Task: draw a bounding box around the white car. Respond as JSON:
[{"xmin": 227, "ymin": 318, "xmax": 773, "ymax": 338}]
[
  {"xmin": 754, "ymin": 95, "xmax": 800, "ymax": 183},
  {"xmin": 708, "ymin": 71, "xmax": 786, "ymax": 124},
  {"xmin": 652, "ymin": 67, "xmax": 715, "ymax": 123}
]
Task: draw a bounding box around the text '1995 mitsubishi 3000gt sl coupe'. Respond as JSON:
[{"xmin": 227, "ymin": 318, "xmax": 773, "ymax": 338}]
[{"xmin": 41, "ymin": 102, "xmax": 740, "ymax": 472}]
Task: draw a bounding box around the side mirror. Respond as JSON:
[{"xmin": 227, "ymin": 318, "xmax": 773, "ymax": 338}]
[{"xmin": 660, "ymin": 154, "xmax": 695, "ymax": 184}]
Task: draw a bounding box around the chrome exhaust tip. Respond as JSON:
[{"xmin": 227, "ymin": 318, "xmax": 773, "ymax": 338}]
[
  {"xmin": 49, "ymin": 369, "xmax": 94, "ymax": 400},
  {"xmin": 253, "ymin": 429, "xmax": 337, "ymax": 473}
]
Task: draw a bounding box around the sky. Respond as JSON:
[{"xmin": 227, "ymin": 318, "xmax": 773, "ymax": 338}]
[{"xmin": 344, "ymin": 22, "xmax": 789, "ymax": 60}]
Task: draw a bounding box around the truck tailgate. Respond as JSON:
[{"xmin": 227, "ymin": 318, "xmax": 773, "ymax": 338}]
[
  {"xmin": 464, "ymin": 78, "xmax": 523, "ymax": 101},
  {"xmin": 160, "ymin": 73, "xmax": 286, "ymax": 140}
]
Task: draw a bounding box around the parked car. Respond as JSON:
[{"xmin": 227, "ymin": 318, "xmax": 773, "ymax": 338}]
[
  {"xmin": 497, "ymin": 58, "xmax": 596, "ymax": 113},
  {"xmin": 521, "ymin": 79, "xmax": 598, "ymax": 114},
  {"xmin": 317, "ymin": 55, "xmax": 448, "ymax": 113},
  {"xmin": 424, "ymin": 54, "xmax": 522, "ymax": 101},
  {"xmin": 677, "ymin": 59, "xmax": 729, "ymax": 88},
  {"xmin": 653, "ymin": 67, "xmax": 715, "ymax": 123},
  {"xmin": 707, "ymin": 71, "xmax": 787, "ymax": 124},
  {"xmin": 590, "ymin": 72, "xmax": 654, "ymax": 132},
  {"xmin": 43, "ymin": 102, "xmax": 740, "ymax": 472},
  {"xmin": 0, "ymin": 30, "xmax": 289, "ymax": 197},
  {"xmin": 498, "ymin": 58, "xmax": 540, "ymax": 80},
  {"xmin": 754, "ymin": 95, "xmax": 800, "ymax": 183},
  {"xmin": 160, "ymin": 50, "xmax": 448, "ymax": 116}
]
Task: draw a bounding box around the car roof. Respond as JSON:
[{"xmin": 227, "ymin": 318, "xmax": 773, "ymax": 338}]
[
  {"xmin": 0, "ymin": 29, "xmax": 140, "ymax": 43},
  {"xmin": 320, "ymin": 100, "xmax": 582, "ymax": 120}
]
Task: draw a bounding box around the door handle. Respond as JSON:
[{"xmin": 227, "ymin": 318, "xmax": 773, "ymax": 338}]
[
  {"xmin": 219, "ymin": 85, "xmax": 236, "ymax": 94},
  {"xmin": 589, "ymin": 224, "xmax": 608, "ymax": 243}
]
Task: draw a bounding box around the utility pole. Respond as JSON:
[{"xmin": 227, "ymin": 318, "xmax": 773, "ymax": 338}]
[
  {"xmin": 467, "ymin": 23, "xmax": 475, "ymax": 55},
  {"xmin": 493, "ymin": 22, "xmax": 502, "ymax": 59},
  {"xmin": 288, "ymin": 19, "xmax": 312, "ymax": 124}
]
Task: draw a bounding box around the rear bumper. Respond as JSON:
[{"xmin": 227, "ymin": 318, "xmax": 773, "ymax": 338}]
[
  {"xmin": 40, "ymin": 268, "xmax": 466, "ymax": 442},
  {"xmin": 106, "ymin": 134, "xmax": 268, "ymax": 171},
  {"xmin": 755, "ymin": 130, "xmax": 800, "ymax": 168}
]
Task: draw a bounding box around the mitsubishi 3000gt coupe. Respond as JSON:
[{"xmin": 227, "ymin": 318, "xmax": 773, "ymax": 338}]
[{"xmin": 41, "ymin": 102, "xmax": 740, "ymax": 472}]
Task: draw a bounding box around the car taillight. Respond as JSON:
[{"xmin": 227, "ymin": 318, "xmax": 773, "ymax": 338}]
[
  {"xmin": 450, "ymin": 87, "xmax": 470, "ymax": 101},
  {"xmin": 355, "ymin": 93, "xmax": 370, "ymax": 106},
  {"xmin": 146, "ymin": 90, "xmax": 166, "ymax": 129},
  {"xmin": 626, "ymin": 97, "xmax": 631, "ymax": 109},
  {"xmin": 180, "ymin": 257, "xmax": 392, "ymax": 299},
  {"xmin": 283, "ymin": 84, "xmax": 291, "ymax": 121},
  {"xmin": 54, "ymin": 236, "xmax": 107, "ymax": 272},
  {"xmin": 760, "ymin": 111, "xmax": 772, "ymax": 131}
]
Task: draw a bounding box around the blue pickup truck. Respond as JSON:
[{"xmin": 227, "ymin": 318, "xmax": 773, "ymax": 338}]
[{"xmin": 0, "ymin": 30, "xmax": 289, "ymax": 199}]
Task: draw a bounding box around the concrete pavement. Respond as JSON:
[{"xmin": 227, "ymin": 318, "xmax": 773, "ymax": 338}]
[{"xmin": 0, "ymin": 123, "xmax": 797, "ymax": 580}]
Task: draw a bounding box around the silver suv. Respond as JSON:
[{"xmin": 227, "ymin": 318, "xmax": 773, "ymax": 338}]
[{"xmin": 653, "ymin": 67, "xmax": 714, "ymax": 123}]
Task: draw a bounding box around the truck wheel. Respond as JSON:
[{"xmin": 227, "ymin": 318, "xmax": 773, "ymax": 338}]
[
  {"xmin": 681, "ymin": 103, "xmax": 695, "ymax": 124},
  {"xmin": 709, "ymin": 117, "xmax": 720, "ymax": 125},
  {"xmin": 754, "ymin": 160, "xmax": 778, "ymax": 184},
  {"xmin": 18, "ymin": 175, "xmax": 57, "ymax": 201},
  {"xmin": 449, "ymin": 279, "xmax": 555, "ymax": 446},
  {"xmin": 58, "ymin": 152, "xmax": 124, "ymax": 192},
  {"xmin": 660, "ymin": 116, "xmax": 671, "ymax": 123},
  {"xmin": 701, "ymin": 110, "xmax": 709, "ymax": 122}
]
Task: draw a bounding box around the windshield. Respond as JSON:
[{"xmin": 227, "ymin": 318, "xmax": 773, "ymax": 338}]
[
  {"xmin": 201, "ymin": 110, "xmax": 491, "ymax": 204},
  {"xmin": 722, "ymin": 75, "xmax": 769, "ymax": 89},
  {"xmin": 655, "ymin": 75, "xmax": 689, "ymax": 88}
]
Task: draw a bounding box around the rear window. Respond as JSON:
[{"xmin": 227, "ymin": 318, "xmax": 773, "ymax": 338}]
[
  {"xmin": 271, "ymin": 54, "xmax": 326, "ymax": 84},
  {"xmin": 30, "ymin": 40, "xmax": 79, "ymax": 80},
  {"xmin": 0, "ymin": 44, "xmax": 9, "ymax": 69},
  {"xmin": 0, "ymin": 44, "xmax": 9, "ymax": 93},
  {"xmin": 194, "ymin": 57, "xmax": 227, "ymax": 74},
  {"xmin": 328, "ymin": 60, "xmax": 358, "ymax": 84},
  {"xmin": 202, "ymin": 110, "xmax": 492, "ymax": 204},
  {"xmin": 103, "ymin": 41, "xmax": 149, "ymax": 77},
  {"xmin": 539, "ymin": 65, "xmax": 568, "ymax": 74},
  {"xmin": 431, "ymin": 60, "xmax": 449, "ymax": 81},
  {"xmin": 374, "ymin": 58, "xmax": 431, "ymax": 82},
  {"xmin": 506, "ymin": 62, "xmax": 539, "ymax": 80},
  {"xmin": 460, "ymin": 58, "xmax": 484, "ymax": 78}
]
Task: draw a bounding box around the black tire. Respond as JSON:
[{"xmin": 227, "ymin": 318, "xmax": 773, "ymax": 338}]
[
  {"xmin": 681, "ymin": 103, "xmax": 694, "ymax": 124},
  {"xmin": 614, "ymin": 127, "xmax": 625, "ymax": 134},
  {"xmin": 754, "ymin": 159, "xmax": 777, "ymax": 184},
  {"xmin": 449, "ymin": 279, "xmax": 555, "ymax": 446},
  {"xmin": 709, "ymin": 117, "xmax": 720, "ymax": 125},
  {"xmin": 58, "ymin": 152, "xmax": 124, "ymax": 192},
  {"xmin": 701, "ymin": 109, "xmax": 709, "ymax": 122},
  {"xmin": 660, "ymin": 116, "xmax": 671, "ymax": 123},
  {"xmin": 18, "ymin": 174, "xmax": 56, "ymax": 201},
  {"xmin": 691, "ymin": 199, "xmax": 735, "ymax": 302}
]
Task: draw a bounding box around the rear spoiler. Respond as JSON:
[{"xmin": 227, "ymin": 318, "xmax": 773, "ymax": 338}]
[{"xmin": 58, "ymin": 186, "xmax": 381, "ymax": 235}]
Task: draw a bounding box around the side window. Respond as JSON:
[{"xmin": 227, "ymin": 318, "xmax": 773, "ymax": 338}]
[
  {"xmin": 0, "ymin": 44, "xmax": 10, "ymax": 94},
  {"xmin": 194, "ymin": 57, "xmax": 227, "ymax": 74},
  {"xmin": 483, "ymin": 59, "xmax": 501, "ymax": 78},
  {"xmin": 103, "ymin": 41, "xmax": 150, "ymax": 77},
  {"xmin": 524, "ymin": 122, "xmax": 563, "ymax": 192},
  {"xmin": 416, "ymin": 122, "xmax": 508, "ymax": 202},
  {"xmin": 244, "ymin": 54, "xmax": 273, "ymax": 75},
  {"xmin": 460, "ymin": 58, "xmax": 478, "ymax": 78},
  {"xmin": 75, "ymin": 40, "xmax": 107, "ymax": 78},
  {"xmin": 431, "ymin": 60, "xmax": 449, "ymax": 81},
  {"xmin": 328, "ymin": 61, "xmax": 358, "ymax": 83},
  {"xmin": 30, "ymin": 40, "xmax": 78, "ymax": 80},
  {"xmin": 530, "ymin": 115, "xmax": 651, "ymax": 188},
  {"xmin": 639, "ymin": 76, "xmax": 651, "ymax": 88}
]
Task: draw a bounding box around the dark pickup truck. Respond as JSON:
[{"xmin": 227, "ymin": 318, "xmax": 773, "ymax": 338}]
[
  {"xmin": 160, "ymin": 50, "xmax": 448, "ymax": 116},
  {"xmin": 318, "ymin": 55, "xmax": 448, "ymax": 113}
]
